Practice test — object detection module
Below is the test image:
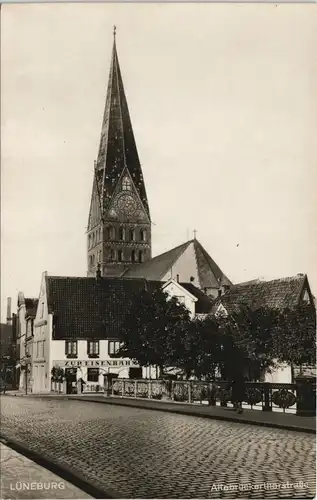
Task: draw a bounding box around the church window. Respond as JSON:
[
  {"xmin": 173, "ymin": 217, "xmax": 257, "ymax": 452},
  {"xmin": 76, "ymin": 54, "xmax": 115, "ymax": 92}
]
[
  {"xmin": 119, "ymin": 227, "xmax": 125, "ymax": 241},
  {"xmin": 122, "ymin": 177, "xmax": 131, "ymax": 191},
  {"xmin": 129, "ymin": 229, "xmax": 135, "ymax": 241},
  {"xmin": 92, "ymin": 233, "xmax": 95, "ymax": 246},
  {"xmin": 88, "ymin": 235, "xmax": 92, "ymax": 248},
  {"xmin": 138, "ymin": 250, "xmax": 143, "ymax": 263},
  {"xmin": 107, "ymin": 226, "xmax": 114, "ymax": 240},
  {"xmin": 131, "ymin": 250, "xmax": 136, "ymax": 263},
  {"xmin": 118, "ymin": 250, "xmax": 123, "ymax": 262},
  {"xmin": 110, "ymin": 249, "xmax": 116, "ymax": 261},
  {"xmin": 98, "ymin": 228, "xmax": 101, "ymax": 241},
  {"xmin": 140, "ymin": 229, "xmax": 146, "ymax": 242}
]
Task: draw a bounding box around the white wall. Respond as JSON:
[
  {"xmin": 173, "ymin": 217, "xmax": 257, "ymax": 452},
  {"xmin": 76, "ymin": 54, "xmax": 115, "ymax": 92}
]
[
  {"xmin": 265, "ymin": 362, "xmax": 292, "ymax": 384},
  {"xmin": 32, "ymin": 272, "xmax": 50, "ymax": 393},
  {"xmin": 163, "ymin": 280, "xmax": 197, "ymax": 318},
  {"xmin": 162, "ymin": 242, "xmax": 199, "ymax": 286}
]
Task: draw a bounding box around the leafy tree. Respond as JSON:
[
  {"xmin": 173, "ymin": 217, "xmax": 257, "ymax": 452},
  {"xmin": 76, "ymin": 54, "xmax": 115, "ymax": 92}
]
[
  {"xmin": 273, "ymin": 304, "xmax": 316, "ymax": 367},
  {"xmin": 119, "ymin": 286, "xmax": 191, "ymax": 376}
]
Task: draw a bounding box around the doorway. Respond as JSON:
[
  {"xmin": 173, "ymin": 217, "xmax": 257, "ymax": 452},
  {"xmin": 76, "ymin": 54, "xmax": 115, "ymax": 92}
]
[{"xmin": 65, "ymin": 368, "xmax": 77, "ymax": 394}]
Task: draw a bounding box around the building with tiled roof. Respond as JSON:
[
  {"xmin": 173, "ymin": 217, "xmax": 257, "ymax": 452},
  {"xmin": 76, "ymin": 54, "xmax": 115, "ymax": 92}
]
[
  {"xmin": 212, "ymin": 274, "xmax": 315, "ymax": 316},
  {"xmin": 30, "ymin": 271, "xmax": 212, "ymax": 394},
  {"xmin": 122, "ymin": 238, "xmax": 232, "ymax": 299}
]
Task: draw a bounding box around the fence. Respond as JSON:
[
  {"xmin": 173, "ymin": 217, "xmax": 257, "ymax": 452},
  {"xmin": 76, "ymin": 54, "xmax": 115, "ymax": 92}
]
[{"xmin": 110, "ymin": 378, "xmax": 316, "ymax": 416}]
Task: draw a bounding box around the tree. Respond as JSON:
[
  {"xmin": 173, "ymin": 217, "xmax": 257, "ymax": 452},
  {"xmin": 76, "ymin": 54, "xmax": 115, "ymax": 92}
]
[
  {"xmin": 273, "ymin": 304, "xmax": 316, "ymax": 368},
  {"xmin": 119, "ymin": 286, "xmax": 192, "ymax": 376}
]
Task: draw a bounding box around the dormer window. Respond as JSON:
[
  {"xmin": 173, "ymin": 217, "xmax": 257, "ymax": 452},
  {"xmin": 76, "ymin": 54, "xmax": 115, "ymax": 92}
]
[{"xmin": 122, "ymin": 177, "xmax": 131, "ymax": 191}]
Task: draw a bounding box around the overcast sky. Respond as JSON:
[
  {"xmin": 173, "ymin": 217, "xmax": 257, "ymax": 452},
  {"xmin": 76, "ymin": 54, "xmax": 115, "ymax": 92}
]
[{"xmin": 1, "ymin": 3, "xmax": 317, "ymax": 321}]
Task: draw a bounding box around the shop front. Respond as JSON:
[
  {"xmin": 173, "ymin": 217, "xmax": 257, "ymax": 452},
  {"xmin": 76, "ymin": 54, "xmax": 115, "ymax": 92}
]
[{"xmin": 52, "ymin": 359, "xmax": 140, "ymax": 394}]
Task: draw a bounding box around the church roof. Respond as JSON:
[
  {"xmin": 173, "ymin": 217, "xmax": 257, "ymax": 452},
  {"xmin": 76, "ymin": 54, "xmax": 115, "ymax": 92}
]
[
  {"xmin": 92, "ymin": 31, "xmax": 149, "ymax": 223},
  {"xmin": 212, "ymin": 274, "xmax": 314, "ymax": 315},
  {"xmin": 122, "ymin": 238, "xmax": 232, "ymax": 290},
  {"xmin": 122, "ymin": 240, "xmax": 191, "ymax": 280}
]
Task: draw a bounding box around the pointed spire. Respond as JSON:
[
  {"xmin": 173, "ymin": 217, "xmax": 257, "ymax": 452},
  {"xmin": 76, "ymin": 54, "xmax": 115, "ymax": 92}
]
[{"xmin": 95, "ymin": 27, "xmax": 150, "ymax": 215}]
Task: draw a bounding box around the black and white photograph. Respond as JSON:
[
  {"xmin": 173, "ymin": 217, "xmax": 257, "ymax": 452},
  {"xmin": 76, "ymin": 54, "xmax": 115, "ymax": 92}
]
[{"xmin": 1, "ymin": 2, "xmax": 316, "ymax": 499}]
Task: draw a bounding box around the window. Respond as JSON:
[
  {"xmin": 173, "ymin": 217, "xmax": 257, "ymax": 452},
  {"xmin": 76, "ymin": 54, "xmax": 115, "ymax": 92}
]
[
  {"xmin": 88, "ymin": 235, "xmax": 92, "ymax": 248},
  {"xmin": 40, "ymin": 340, "xmax": 44, "ymax": 357},
  {"xmin": 65, "ymin": 340, "xmax": 77, "ymax": 357},
  {"xmin": 87, "ymin": 340, "xmax": 99, "ymax": 357},
  {"xmin": 108, "ymin": 341, "xmax": 121, "ymax": 356},
  {"xmin": 129, "ymin": 229, "xmax": 135, "ymax": 241},
  {"xmin": 110, "ymin": 249, "xmax": 116, "ymax": 261},
  {"xmin": 92, "ymin": 233, "xmax": 95, "ymax": 246},
  {"xmin": 118, "ymin": 250, "xmax": 123, "ymax": 262},
  {"xmin": 129, "ymin": 367, "xmax": 142, "ymax": 379},
  {"xmin": 131, "ymin": 250, "xmax": 136, "ymax": 263},
  {"xmin": 119, "ymin": 227, "xmax": 125, "ymax": 241},
  {"xmin": 140, "ymin": 229, "xmax": 146, "ymax": 242},
  {"xmin": 122, "ymin": 177, "xmax": 131, "ymax": 191},
  {"xmin": 87, "ymin": 368, "xmax": 99, "ymax": 382},
  {"xmin": 107, "ymin": 227, "xmax": 114, "ymax": 240},
  {"xmin": 138, "ymin": 250, "xmax": 143, "ymax": 263},
  {"xmin": 98, "ymin": 228, "xmax": 101, "ymax": 242},
  {"xmin": 40, "ymin": 303, "xmax": 44, "ymax": 318}
]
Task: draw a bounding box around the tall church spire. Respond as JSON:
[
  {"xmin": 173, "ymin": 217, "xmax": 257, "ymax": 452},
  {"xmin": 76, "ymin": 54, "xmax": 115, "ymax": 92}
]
[{"xmin": 87, "ymin": 29, "xmax": 151, "ymax": 277}]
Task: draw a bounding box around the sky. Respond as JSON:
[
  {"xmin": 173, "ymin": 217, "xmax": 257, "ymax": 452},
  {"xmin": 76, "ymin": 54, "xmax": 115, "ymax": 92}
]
[{"xmin": 1, "ymin": 3, "xmax": 317, "ymax": 321}]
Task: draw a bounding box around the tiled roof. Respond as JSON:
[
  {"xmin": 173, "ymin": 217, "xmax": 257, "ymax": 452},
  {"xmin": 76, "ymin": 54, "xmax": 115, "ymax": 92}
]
[
  {"xmin": 122, "ymin": 239, "xmax": 232, "ymax": 290},
  {"xmin": 46, "ymin": 276, "xmax": 159, "ymax": 340},
  {"xmin": 25, "ymin": 298, "xmax": 38, "ymax": 318},
  {"xmin": 179, "ymin": 282, "xmax": 214, "ymax": 314},
  {"xmin": 122, "ymin": 241, "xmax": 192, "ymax": 280},
  {"xmin": 212, "ymin": 274, "xmax": 312, "ymax": 314},
  {"xmin": 193, "ymin": 239, "xmax": 232, "ymax": 289}
]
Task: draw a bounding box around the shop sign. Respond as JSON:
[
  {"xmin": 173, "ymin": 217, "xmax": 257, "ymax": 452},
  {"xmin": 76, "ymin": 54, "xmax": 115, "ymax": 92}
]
[{"xmin": 53, "ymin": 359, "xmax": 139, "ymax": 368}]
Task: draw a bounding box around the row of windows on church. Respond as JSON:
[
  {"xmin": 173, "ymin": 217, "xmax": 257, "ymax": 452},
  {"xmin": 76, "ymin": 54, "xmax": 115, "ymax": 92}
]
[
  {"xmin": 89, "ymin": 249, "xmax": 144, "ymax": 267},
  {"xmin": 88, "ymin": 227, "xmax": 147, "ymax": 248}
]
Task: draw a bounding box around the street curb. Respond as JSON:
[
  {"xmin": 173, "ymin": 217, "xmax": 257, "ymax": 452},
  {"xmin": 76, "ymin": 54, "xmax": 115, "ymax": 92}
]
[
  {"xmin": 0, "ymin": 433, "xmax": 122, "ymax": 499},
  {"xmin": 71, "ymin": 397, "xmax": 316, "ymax": 435}
]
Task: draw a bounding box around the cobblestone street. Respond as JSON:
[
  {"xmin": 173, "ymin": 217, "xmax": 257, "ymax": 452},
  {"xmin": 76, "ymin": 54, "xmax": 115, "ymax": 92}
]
[{"xmin": 0, "ymin": 396, "xmax": 315, "ymax": 499}]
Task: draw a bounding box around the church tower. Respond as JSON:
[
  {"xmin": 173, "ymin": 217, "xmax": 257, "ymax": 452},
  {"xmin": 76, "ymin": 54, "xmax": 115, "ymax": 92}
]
[{"xmin": 87, "ymin": 28, "xmax": 151, "ymax": 277}]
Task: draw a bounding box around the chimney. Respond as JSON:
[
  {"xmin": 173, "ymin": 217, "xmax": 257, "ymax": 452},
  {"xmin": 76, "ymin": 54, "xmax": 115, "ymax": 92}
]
[
  {"xmin": 96, "ymin": 263, "xmax": 102, "ymax": 281},
  {"xmin": 176, "ymin": 274, "xmax": 179, "ymax": 283},
  {"xmin": 6, "ymin": 297, "xmax": 12, "ymax": 325}
]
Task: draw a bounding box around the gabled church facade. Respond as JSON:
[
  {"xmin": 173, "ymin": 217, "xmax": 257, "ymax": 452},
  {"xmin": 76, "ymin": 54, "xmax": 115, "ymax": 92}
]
[{"xmin": 87, "ymin": 30, "xmax": 151, "ymax": 278}]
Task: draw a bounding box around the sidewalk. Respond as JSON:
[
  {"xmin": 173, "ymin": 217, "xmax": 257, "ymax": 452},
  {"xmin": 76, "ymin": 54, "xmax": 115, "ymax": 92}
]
[
  {"xmin": 73, "ymin": 395, "xmax": 316, "ymax": 434},
  {"xmin": 0, "ymin": 442, "xmax": 91, "ymax": 499}
]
